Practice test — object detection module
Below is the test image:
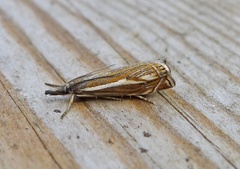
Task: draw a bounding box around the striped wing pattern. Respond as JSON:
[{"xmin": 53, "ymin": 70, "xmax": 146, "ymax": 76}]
[{"xmin": 69, "ymin": 62, "xmax": 170, "ymax": 96}]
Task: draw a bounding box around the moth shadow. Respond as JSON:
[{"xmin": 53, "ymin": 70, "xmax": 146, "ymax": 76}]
[
  {"xmin": 74, "ymin": 96, "xmax": 123, "ymax": 102},
  {"xmin": 74, "ymin": 95, "xmax": 154, "ymax": 104}
]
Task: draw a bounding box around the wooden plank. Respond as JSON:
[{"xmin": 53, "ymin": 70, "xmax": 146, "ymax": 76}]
[
  {"xmin": 0, "ymin": 76, "xmax": 59, "ymax": 169},
  {"xmin": 0, "ymin": 0, "xmax": 239, "ymax": 169}
]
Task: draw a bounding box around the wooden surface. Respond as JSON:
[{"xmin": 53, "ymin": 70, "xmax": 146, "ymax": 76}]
[{"xmin": 0, "ymin": 0, "xmax": 239, "ymax": 169}]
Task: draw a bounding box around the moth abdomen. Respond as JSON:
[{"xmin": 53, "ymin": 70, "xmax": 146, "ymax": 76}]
[{"xmin": 45, "ymin": 83, "xmax": 69, "ymax": 95}]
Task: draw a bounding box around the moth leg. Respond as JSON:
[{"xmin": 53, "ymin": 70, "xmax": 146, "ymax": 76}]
[
  {"xmin": 61, "ymin": 94, "xmax": 75, "ymax": 119},
  {"xmin": 101, "ymin": 96, "xmax": 123, "ymax": 101},
  {"xmin": 135, "ymin": 95, "xmax": 154, "ymax": 104}
]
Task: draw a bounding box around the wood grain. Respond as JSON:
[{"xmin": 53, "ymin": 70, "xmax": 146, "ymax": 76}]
[{"xmin": 0, "ymin": 0, "xmax": 239, "ymax": 169}]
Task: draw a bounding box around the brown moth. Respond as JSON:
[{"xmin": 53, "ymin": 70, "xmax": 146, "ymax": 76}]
[{"xmin": 45, "ymin": 60, "xmax": 175, "ymax": 119}]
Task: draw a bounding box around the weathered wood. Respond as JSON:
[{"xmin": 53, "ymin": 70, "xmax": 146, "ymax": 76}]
[{"xmin": 0, "ymin": 0, "xmax": 239, "ymax": 169}]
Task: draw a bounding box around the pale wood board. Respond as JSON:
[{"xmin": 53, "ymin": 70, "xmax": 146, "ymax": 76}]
[{"xmin": 0, "ymin": 0, "xmax": 239, "ymax": 169}]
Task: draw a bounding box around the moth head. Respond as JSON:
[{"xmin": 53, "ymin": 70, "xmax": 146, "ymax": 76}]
[
  {"xmin": 153, "ymin": 60, "xmax": 171, "ymax": 78},
  {"xmin": 154, "ymin": 60, "xmax": 176, "ymax": 90},
  {"xmin": 160, "ymin": 61, "xmax": 171, "ymax": 74}
]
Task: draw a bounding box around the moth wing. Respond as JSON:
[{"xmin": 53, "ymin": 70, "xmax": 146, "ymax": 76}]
[
  {"xmin": 86, "ymin": 64, "xmax": 115, "ymax": 77},
  {"xmin": 68, "ymin": 64, "xmax": 115, "ymax": 83}
]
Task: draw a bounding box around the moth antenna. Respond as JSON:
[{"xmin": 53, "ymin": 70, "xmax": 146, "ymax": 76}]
[
  {"xmin": 156, "ymin": 58, "xmax": 167, "ymax": 64},
  {"xmin": 45, "ymin": 83, "xmax": 62, "ymax": 88},
  {"xmin": 163, "ymin": 59, "xmax": 167, "ymax": 64}
]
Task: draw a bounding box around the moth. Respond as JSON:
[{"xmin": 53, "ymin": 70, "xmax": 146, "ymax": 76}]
[{"xmin": 45, "ymin": 60, "xmax": 175, "ymax": 119}]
